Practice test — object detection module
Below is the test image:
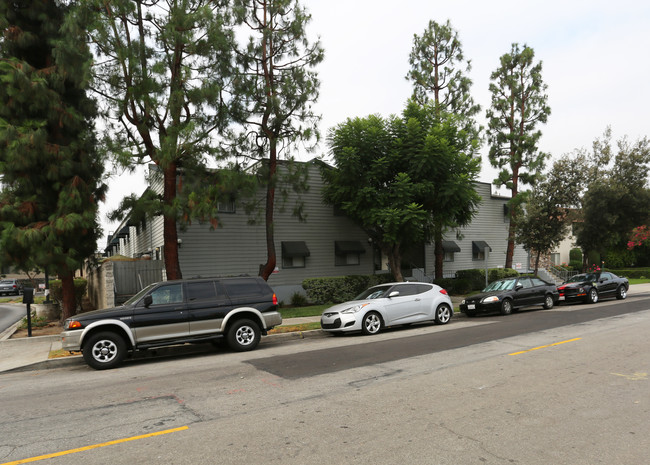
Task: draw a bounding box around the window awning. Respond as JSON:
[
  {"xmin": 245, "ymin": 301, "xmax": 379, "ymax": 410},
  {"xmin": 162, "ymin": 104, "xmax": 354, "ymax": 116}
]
[
  {"xmin": 281, "ymin": 241, "xmax": 310, "ymax": 258},
  {"xmin": 472, "ymin": 241, "xmax": 492, "ymax": 253},
  {"xmin": 442, "ymin": 241, "xmax": 461, "ymax": 253},
  {"xmin": 335, "ymin": 240, "xmax": 366, "ymax": 255}
]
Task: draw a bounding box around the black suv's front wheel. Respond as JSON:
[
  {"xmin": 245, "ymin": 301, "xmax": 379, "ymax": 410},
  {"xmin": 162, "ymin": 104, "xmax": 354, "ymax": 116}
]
[
  {"xmin": 227, "ymin": 319, "xmax": 261, "ymax": 351},
  {"xmin": 82, "ymin": 331, "xmax": 127, "ymax": 370}
]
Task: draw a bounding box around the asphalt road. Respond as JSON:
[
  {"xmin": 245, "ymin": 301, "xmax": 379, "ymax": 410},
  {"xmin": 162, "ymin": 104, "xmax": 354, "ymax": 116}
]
[
  {"xmin": 0, "ymin": 304, "xmax": 24, "ymax": 335},
  {"xmin": 1, "ymin": 295, "xmax": 649, "ymax": 465}
]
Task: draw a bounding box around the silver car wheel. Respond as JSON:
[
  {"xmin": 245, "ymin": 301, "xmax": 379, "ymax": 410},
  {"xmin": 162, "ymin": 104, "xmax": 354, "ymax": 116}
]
[
  {"xmin": 588, "ymin": 288, "xmax": 598, "ymax": 304},
  {"xmin": 91, "ymin": 339, "xmax": 118, "ymax": 363},
  {"xmin": 435, "ymin": 304, "xmax": 452, "ymax": 324},
  {"xmin": 616, "ymin": 286, "xmax": 627, "ymax": 300},
  {"xmin": 543, "ymin": 295, "xmax": 554, "ymax": 309},
  {"xmin": 362, "ymin": 312, "xmax": 382, "ymax": 335},
  {"xmin": 235, "ymin": 325, "xmax": 255, "ymax": 346}
]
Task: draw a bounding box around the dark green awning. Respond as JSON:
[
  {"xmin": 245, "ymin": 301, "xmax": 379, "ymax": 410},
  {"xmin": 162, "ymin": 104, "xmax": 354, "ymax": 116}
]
[
  {"xmin": 281, "ymin": 241, "xmax": 310, "ymax": 257},
  {"xmin": 472, "ymin": 241, "xmax": 492, "ymax": 253},
  {"xmin": 442, "ymin": 241, "xmax": 461, "ymax": 253}
]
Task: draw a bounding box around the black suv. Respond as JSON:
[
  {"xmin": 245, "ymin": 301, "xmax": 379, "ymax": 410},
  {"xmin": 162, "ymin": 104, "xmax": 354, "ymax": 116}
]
[{"xmin": 61, "ymin": 276, "xmax": 281, "ymax": 369}]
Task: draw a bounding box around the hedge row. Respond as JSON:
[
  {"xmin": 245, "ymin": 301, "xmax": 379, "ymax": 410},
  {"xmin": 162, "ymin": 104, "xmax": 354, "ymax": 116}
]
[
  {"xmin": 302, "ymin": 274, "xmax": 394, "ymax": 304},
  {"xmin": 609, "ymin": 268, "xmax": 650, "ymax": 279}
]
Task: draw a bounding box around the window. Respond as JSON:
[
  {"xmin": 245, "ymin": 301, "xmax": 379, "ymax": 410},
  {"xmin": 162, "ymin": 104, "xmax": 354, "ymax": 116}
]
[
  {"xmin": 531, "ymin": 278, "xmax": 546, "ymax": 287},
  {"xmin": 217, "ymin": 200, "xmax": 236, "ymax": 213},
  {"xmin": 518, "ymin": 278, "xmax": 533, "ymax": 289},
  {"xmin": 472, "ymin": 241, "xmax": 491, "ymax": 261},
  {"xmin": 442, "ymin": 241, "xmax": 461, "ymax": 262},
  {"xmin": 335, "ymin": 241, "xmax": 365, "ymax": 266},
  {"xmin": 187, "ymin": 281, "xmax": 217, "ymax": 301},
  {"xmin": 551, "ymin": 253, "xmax": 560, "ymax": 265},
  {"xmin": 281, "ymin": 241, "xmax": 310, "ymax": 269},
  {"xmin": 149, "ymin": 284, "xmax": 183, "ymax": 305}
]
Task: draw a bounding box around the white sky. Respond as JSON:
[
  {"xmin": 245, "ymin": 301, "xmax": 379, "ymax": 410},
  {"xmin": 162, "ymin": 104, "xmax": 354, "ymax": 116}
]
[{"xmin": 98, "ymin": 0, "xmax": 650, "ymax": 250}]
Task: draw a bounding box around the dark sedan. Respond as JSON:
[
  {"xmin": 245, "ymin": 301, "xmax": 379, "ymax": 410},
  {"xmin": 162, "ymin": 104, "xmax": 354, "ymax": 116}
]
[
  {"xmin": 557, "ymin": 271, "xmax": 629, "ymax": 304},
  {"xmin": 460, "ymin": 276, "xmax": 559, "ymax": 317}
]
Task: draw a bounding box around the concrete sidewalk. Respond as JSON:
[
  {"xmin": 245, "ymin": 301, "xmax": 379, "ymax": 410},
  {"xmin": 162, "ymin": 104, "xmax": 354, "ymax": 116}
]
[{"xmin": 2, "ymin": 284, "xmax": 648, "ymax": 374}]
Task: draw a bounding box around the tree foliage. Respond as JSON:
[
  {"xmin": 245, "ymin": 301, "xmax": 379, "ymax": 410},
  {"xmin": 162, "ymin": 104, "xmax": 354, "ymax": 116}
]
[
  {"xmin": 406, "ymin": 19, "xmax": 480, "ymax": 121},
  {"xmin": 406, "ymin": 20, "xmax": 481, "ymax": 278},
  {"xmin": 486, "ymin": 43, "xmax": 550, "ymax": 268},
  {"xmin": 78, "ymin": 0, "xmax": 237, "ymax": 279},
  {"xmin": 323, "ymin": 101, "xmax": 481, "ymax": 281},
  {"xmin": 230, "ymin": 0, "xmax": 324, "ymax": 280},
  {"xmin": 516, "ymin": 156, "xmax": 582, "ymax": 274},
  {"xmin": 0, "ymin": 0, "xmax": 106, "ymax": 320}
]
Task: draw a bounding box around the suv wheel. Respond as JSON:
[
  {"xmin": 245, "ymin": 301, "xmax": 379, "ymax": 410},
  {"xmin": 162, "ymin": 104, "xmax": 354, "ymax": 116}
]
[
  {"xmin": 227, "ymin": 319, "xmax": 261, "ymax": 351},
  {"xmin": 82, "ymin": 331, "xmax": 127, "ymax": 370}
]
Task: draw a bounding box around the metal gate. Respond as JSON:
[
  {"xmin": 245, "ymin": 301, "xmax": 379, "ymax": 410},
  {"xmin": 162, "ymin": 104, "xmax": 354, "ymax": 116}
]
[{"xmin": 113, "ymin": 260, "xmax": 165, "ymax": 304}]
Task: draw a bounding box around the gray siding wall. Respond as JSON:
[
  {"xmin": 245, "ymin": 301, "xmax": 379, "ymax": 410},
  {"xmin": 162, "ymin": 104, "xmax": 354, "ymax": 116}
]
[
  {"xmin": 107, "ymin": 161, "xmax": 530, "ymax": 299},
  {"xmin": 425, "ymin": 183, "xmax": 530, "ymax": 276},
  {"xmin": 177, "ymin": 162, "xmax": 374, "ymax": 288}
]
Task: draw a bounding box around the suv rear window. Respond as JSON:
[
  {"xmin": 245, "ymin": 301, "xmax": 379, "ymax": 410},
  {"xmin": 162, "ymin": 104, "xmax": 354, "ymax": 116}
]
[
  {"xmin": 186, "ymin": 281, "xmax": 218, "ymax": 301},
  {"xmin": 223, "ymin": 278, "xmax": 265, "ymax": 297}
]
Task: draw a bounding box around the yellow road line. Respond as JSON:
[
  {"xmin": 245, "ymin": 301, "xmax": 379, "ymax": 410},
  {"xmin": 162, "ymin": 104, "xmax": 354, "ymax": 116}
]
[
  {"xmin": 509, "ymin": 337, "xmax": 582, "ymax": 356},
  {"xmin": 1, "ymin": 426, "xmax": 189, "ymax": 465}
]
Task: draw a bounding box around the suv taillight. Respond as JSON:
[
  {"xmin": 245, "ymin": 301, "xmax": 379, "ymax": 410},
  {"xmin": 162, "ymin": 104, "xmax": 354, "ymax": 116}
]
[{"xmin": 272, "ymin": 293, "xmax": 278, "ymax": 305}]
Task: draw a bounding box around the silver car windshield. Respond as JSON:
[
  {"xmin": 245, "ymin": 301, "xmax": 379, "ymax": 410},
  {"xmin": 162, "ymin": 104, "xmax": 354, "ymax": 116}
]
[
  {"xmin": 483, "ymin": 280, "xmax": 516, "ymax": 292},
  {"xmin": 355, "ymin": 285, "xmax": 392, "ymax": 300}
]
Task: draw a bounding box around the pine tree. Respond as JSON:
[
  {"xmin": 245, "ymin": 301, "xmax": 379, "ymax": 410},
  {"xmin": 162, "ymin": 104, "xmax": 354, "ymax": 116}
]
[
  {"xmin": 486, "ymin": 43, "xmax": 550, "ymax": 269},
  {"xmin": 0, "ymin": 0, "xmax": 106, "ymax": 320}
]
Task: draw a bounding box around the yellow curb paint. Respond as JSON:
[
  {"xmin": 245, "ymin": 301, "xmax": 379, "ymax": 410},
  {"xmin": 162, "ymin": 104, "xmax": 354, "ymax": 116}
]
[
  {"xmin": 509, "ymin": 338, "xmax": 582, "ymax": 356},
  {"xmin": 611, "ymin": 372, "xmax": 648, "ymax": 381},
  {"xmin": 0, "ymin": 426, "xmax": 189, "ymax": 465}
]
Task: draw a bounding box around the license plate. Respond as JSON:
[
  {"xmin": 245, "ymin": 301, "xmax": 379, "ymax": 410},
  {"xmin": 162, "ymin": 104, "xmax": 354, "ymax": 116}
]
[
  {"xmin": 559, "ymin": 296, "xmax": 565, "ymax": 301},
  {"xmin": 468, "ymin": 304, "xmax": 475, "ymax": 310}
]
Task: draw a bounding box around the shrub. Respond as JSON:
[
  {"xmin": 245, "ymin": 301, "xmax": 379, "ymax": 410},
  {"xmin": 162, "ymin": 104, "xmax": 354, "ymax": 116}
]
[
  {"xmin": 569, "ymin": 248, "xmax": 582, "ymax": 263},
  {"xmin": 587, "ymin": 251, "xmax": 601, "ymax": 268},
  {"xmin": 48, "ymin": 278, "xmax": 88, "ymax": 313},
  {"xmin": 302, "ymin": 274, "xmax": 393, "ymax": 304},
  {"xmin": 290, "ymin": 292, "xmax": 309, "ymax": 307},
  {"xmin": 568, "ymin": 260, "xmax": 583, "ymax": 272},
  {"xmin": 603, "ymin": 249, "xmax": 635, "ymax": 268}
]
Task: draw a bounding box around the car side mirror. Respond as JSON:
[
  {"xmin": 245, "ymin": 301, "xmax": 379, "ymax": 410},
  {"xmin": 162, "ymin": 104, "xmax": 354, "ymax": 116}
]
[
  {"xmin": 515, "ymin": 283, "xmax": 523, "ymax": 290},
  {"xmin": 143, "ymin": 295, "xmax": 152, "ymax": 308},
  {"xmin": 388, "ymin": 291, "xmax": 400, "ymax": 298}
]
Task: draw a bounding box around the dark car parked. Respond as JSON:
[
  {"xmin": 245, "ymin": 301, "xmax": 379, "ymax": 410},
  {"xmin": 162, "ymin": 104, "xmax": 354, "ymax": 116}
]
[
  {"xmin": 460, "ymin": 276, "xmax": 559, "ymax": 317},
  {"xmin": 61, "ymin": 276, "xmax": 282, "ymax": 370},
  {"xmin": 557, "ymin": 271, "xmax": 629, "ymax": 304}
]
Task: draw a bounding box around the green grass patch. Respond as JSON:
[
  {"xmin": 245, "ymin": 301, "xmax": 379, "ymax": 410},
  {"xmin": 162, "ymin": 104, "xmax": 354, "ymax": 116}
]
[
  {"xmin": 629, "ymin": 279, "xmax": 650, "ymax": 285},
  {"xmin": 279, "ymin": 303, "xmax": 330, "ymax": 319},
  {"xmin": 269, "ymin": 321, "xmax": 322, "ymax": 334}
]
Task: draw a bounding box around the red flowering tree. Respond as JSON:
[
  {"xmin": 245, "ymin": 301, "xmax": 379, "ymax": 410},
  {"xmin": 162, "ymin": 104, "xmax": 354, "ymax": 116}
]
[{"xmin": 627, "ymin": 225, "xmax": 650, "ymax": 250}]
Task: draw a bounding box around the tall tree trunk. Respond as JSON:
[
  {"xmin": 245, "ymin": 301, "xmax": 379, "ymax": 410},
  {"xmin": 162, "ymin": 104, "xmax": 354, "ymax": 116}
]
[
  {"xmin": 259, "ymin": 141, "xmax": 277, "ymax": 281},
  {"xmin": 386, "ymin": 244, "xmax": 404, "ymax": 282},
  {"xmin": 60, "ymin": 272, "xmax": 76, "ymax": 321},
  {"xmin": 163, "ymin": 162, "xmax": 182, "ymax": 280}
]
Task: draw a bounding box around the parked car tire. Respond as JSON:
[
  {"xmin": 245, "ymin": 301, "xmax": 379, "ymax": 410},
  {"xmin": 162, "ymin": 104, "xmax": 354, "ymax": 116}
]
[
  {"xmin": 227, "ymin": 319, "xmax": 261, "ymax": 352},
  {"xmin": 82, "ymin": 331, "xmax": 127, "ymax": 370},
  {"xmin": 586, "ymin": 288, "xmax": 599, "ymax": 304},
  {"xmin": 361, "ymin": 311, "xmax": 382, "ymax": 335},
  {"xmin": 616, "ymin": 286, "xmax": 627, "ymax": 300},
  {"xmin": 543, "ymin": 294, "xmax": 554, "ymax": 309},
  {"xmin": 434, "ymin": 304, "xmax": 452, "ymax": 324},
  {"xmin": 500, "ymin": 299, "xmax": 513, "ymax": 315}
]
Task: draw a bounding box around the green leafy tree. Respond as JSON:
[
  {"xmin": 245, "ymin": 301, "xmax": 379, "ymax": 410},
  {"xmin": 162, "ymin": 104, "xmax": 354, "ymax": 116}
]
[
  {"xmin": 79, "ymin": 0, "xmax": 236, "ymax": 279},
  {"xmin": 397, "ymin": 101, "xmax": 481, "ymax": 279},
  {"xmin": 486, "ymin": 43, "xmax": 550, "ymax": 269},
  {"xmin": 0, "ymin": 0, "xmax": 106, "ymax": 320},
  {"xmin": 406, "ymin": 21, "xmax": 481, "ymax": 277},
  {"xmin": 516, "ymin": 156, "xmax": 583, "ymax": 275},
  {"xmin": 230, "ymin": 0, "xmax": 324, "ymax": 280},
  {"xmin": 323, "ymin": 114, "xmax": 427, "ymax": 282},
  {"xmin": 323, "ymin": 101, "xmax": 481, "ymax": 281},
  {"xmin": 575, "ymin": 132, "xmax": 650, "ymax": 264}
]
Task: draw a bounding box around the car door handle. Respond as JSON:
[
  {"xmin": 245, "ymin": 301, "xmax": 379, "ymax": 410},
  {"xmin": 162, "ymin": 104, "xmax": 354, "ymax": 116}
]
[{"xmin": 415, "ymin": 298, "xmax": 421, "ymax": 301}]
